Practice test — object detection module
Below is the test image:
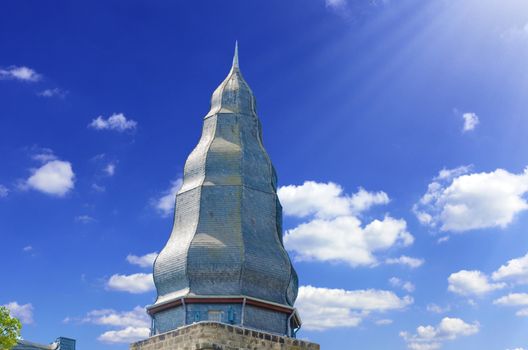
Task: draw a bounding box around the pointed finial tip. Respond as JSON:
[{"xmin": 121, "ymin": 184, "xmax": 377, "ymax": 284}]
[{"xmin": 232, "ymin": 40, "xmax": 239, "ymax": 69}]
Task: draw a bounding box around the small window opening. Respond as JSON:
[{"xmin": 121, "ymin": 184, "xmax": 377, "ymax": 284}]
[{"xmin": 208, "ymin": 310, "xmax": 223, "ymax": 322}]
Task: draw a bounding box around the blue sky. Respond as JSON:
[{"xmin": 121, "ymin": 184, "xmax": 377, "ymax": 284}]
[{"xmin": 1, "ymin": 0, "xmax": 528, "ymax": 349}]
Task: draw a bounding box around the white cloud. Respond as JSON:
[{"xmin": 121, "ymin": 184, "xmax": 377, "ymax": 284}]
[
  {"xmin": 23, "ymin": 245, "xmax": 33, "ymax": 252},
  {"xmin": 79, "ymin": 306, "xmax": 149, "ymax": 328},
  {"xmin": 32, "ymin": 148, "xmax": 57, "ymax": 163},
  {"xmin": 92, "ymin": 183, "xmax": 106, "ymax": 192},
  {"xmin": 390, "ymin": 277, "xmax": 415, "ymax": 292},
  {"xmin": 435, "ymin": 166, "xmax": 472, "ymax": 181},
  {"xmin": 427, "ymin": 303, "xmax": 450, "ymax": 314},
  {"xmin": 501, "ymin": 22, "xmax": 528, "ymax": 43},
  {"xmin": 71, "ymin": 306, "xmax": 150, "ymax": 344},
  {"xmin": 494, "ymin": 293, "xmax": 528, "ymax": 317},
  {"xmin": 400, "ymin": 317, "xmax": 479, "ymax": 350},
  {"xmin": 285, "ymin": 215, "xmax": 412, "ymax": 267},
  {"xmin": 492, "ymin": 252, "xmax": 528, "ymax": 284},
  {"xmin": 414, "ymin": 166, "xmax": 528, "ymax": 232},
  {"xmin": 0, "ymin": 66, "xmax": 41, "ymax": 82},
  {"xmin": 278, "ymin": 182, "xmax": 389, "ymax": 219},
  {"xmin": 437, "ymin": 236, "xmax": 450, "ymax": 244},
  {"xmin": 280, "ymin": 181, "xmax": 411, "ymax": 267},
  {"xmin": 462, "ymin": 112, "xmax": 479, "ymax": 132},
  {"xmin": 37, "ymin": 88, "xmax": 67, "ymax": 98},
  {"xmin": 0, "ymin": 184, "xmax": 8, "ymax": 198},
  {"xmin": 3, "ymin": 302, "xmax": 34, "ymax": 324},
  {"xmin": 104, "ymin": 163, "xmax": 116, "ymax": 176},
  {"xmin": 386, "ymin": 255, "xmax": 424, "ymax": 268},
  {"xmin": 494, "ymin": 293, "xmax": 528, "ymax": 307},
  {"xmin": 155, "ymin": 178, "xmax": 183, "ymax": 217},
  {"xmin": 27, "ymin": 160, "xmax": 75, "ymax": 196},
  {"xmin": 75, "ymin": 215, "xmax": 96, "ymax": 224},
  {"xmin": 297, "ymin": 285, "xmax": 412, "ymax": 331},
  {"xmin": 375, "ymin": 319, "xmax": 393, "ymax": 325},
  {"xmin": 89, "ymin": 113, "xmax": 137, "ymax": 132},
  {"xmin": 107, "ymin": 273, "xmax": 154, "ymax": 294},
  {"xmin": 325, "ymin": 0, "xmax": 347, "ymax": 9},
  {"xmin": 126, "ymin": 252, "xmax": 158, "ymax": 268},
  {"xmin": 448, "ymin": 270, "xmax": 505, "ymax": 296},
  {"xmin": 516, "ymin": 308, "xmax": 528, "ymax": 317},
  {"xmin": 98, "ymin": 326, "xmax": 149, "ymax": 343}
]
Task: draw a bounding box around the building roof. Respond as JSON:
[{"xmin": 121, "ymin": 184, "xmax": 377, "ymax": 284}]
[
  {"xmin": 14, "ymin": 337, "xmax": 75, "ymax": 350},
  {"xmin": 13, "ymin": 340, "xmax": 58, "ymax": 350}
]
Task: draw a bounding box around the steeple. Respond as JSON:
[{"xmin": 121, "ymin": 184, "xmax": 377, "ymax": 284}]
[
  {"xmin": 232, "ymin": 40, "xmax": 239, "ymax": 70},
  {"xmin": 207, "ymin": 42, "xmax": 256, "ymax": 117},
  {"xmin": 149, "ymin": 45, "xmax": 300, "ymax": 337}
]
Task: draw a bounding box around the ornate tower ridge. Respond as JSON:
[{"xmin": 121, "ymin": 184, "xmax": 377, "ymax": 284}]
[{"xmin": 148, "ymin": 43, "xmax": 301, "ymax": 337}]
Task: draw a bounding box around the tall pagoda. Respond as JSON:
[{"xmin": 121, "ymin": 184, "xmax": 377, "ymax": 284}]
[{"xmin": 147, "ymin": 43, "xmax": 302, "ymax": 338}]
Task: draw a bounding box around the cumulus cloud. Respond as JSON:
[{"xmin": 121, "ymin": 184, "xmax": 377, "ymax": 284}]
[
  {"xmin": 494, "ymin": 293, "xmax": 528, "ymax": 307},
  {"xmin": 386, "ymin": 255, "xmax": 424, "ymax": 268},
  {"xmin": 279, "ymin": 181, "xmax": 412, "ymax": 267},
  {"xmin": 296, "ymin": 285, "xmax": 412, "ymax": 331},
  {"xmin": 26, "ymin": 159, "xmax": 75, "ymax": 196},
  {"xmin": 89, "ymin": 113, "xmax": 137, "ymax": 132},
  {"xmin": 285, "ymin": 215, "xmax": 412, "ymax": 267},
  {"xmin": 516, "ymin": 308, "xmax": 528, "ymax": 317},
  {"xmin": 448, "ymin": 270, "xmax": 505, "ymax": 296},
  {"xmin": 23, "ymin": 245, "xmax": 33, "ymax": 252},
  {"xmin": 462, "ymin": 112, "xmax": 479, "ymax": 132},
  {"xmin": 414, "ymin": 166, "xmax": 528, "ymax": 232},
  {"xmin": 375, "ymin": 319, "xmax": 393, "ymax": 325},
  {"xmin": 106, "ymin": 273, "xmax": 154, "ymax": 294},
  {"xmin": 427, "ymin": 303, "xmax": 450, "ymax": 314},
  {"xmin": 0, "ymin": 66, "xmax": 41, "ymax": 82},
  {"xmin": 0, "ymin": 184, "xmax": 8, "ymax": 198},
  {"xmin": 325, "ymin": 0, "xmax": 347, "ymax": 9},
  {"xmin": 437, "ymin": 236, "xmax": 450, "ymax": 244},
  {"xmin": 492, "ymin": 252, "xmax": 528, "ymax": 284},
  {"xmin": 400, "ymin": 317, "xmax": 479, "ymax": 350},
  {"xmin": 494, "ymin": 293, "xmax": 528, "ymax": 317},
  {"xmin": 31, "ymin": 148, "xmax": 58, "ymax": 163},
  {"xmin": 126, "ymin": 252, "xmax": 158, "ymax": 268},
  {"xmin": 98, "ymin": 327, "xmax": 150, "ymax": 343},
  {"xmin": 154, "ymin": 178, "xmax": 183, "ymax": 217},
  {"xmin": 390, "ymin": 277, "xmax": 415, "ymax": 292},
  {"xmin": 104, "ymin": 163, "xmax": 116, "ymax": 176},
  {"xmin": 68, "ymin": 306, "xmax": 150, "ymax": 344},
  {"xmin": 75, "ymin": 215, "xmax": 96, "ymax": 224},
  {"xmin": 278, "ymin": 182, "xmax": 389, "ymax": 219},
  {"xmin": 37, "ymin": 88, "xmax": 67, "ymax": 98},
  {"xmin": 3, "ymin": 302, "xmax": 34, "ymax": 324},
  {"xmin": 76, "ymin": 306, "xmax": 149, "ymax": 328},
  {"xmin": 92, "ymin": 183, "xmax": 106, "ymax": 193}
]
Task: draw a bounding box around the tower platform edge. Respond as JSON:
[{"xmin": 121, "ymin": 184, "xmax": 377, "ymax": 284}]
[{"xmin": 130, "ymin": 322, "xmax": 320, "ymax": 350}]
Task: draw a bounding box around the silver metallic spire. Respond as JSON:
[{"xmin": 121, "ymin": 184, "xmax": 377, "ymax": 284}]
[
  {"xmin": 207, "ymin": 41, "xmax": 256, "ymax": 117},
  {"xmin": 150, "ymin": 45, "xmax": 300, "ymax": 337},
  {"xmin": 232, "ymin": 40, "xmax": 239, "ymax": 69}
]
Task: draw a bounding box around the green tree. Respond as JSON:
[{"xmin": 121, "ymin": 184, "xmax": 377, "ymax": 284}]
[{"xmin": 0, "ymin": 306, "xmax": 21, "ymax": 350}]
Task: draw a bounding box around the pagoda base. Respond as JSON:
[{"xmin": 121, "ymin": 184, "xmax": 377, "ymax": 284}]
[{"xmin": 130, "ymin": 322, "xmax": 319, "ymax": 350}]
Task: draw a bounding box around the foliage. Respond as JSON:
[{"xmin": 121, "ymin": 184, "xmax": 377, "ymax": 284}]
[{"xmin": 0, "ymin": 306, "xmax": 21, "ymax": 350}]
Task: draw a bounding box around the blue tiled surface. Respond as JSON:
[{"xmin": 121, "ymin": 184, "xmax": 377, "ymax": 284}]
[{"xmin": 153, "ymin": 303, "xmax": 290, "ymax": 336}]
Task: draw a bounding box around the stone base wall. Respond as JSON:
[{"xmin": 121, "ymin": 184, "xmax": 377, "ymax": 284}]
[{"xmin": 130, "ymin": 322, "xmax": 319, "ymax": 350}]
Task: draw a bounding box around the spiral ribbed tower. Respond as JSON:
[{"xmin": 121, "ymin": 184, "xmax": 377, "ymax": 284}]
[{"xmin": 148, "ymin": 43, "xmax": 301, "ymax": 337}]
